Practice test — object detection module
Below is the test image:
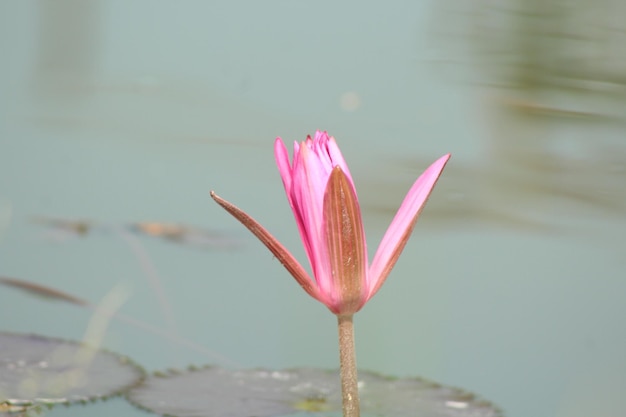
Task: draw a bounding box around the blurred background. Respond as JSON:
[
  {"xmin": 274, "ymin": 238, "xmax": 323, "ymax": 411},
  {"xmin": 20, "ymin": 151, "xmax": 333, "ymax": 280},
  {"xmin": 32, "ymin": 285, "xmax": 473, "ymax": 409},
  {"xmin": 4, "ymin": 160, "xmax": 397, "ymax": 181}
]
[{"xmin": 1, "ymin": 1, "xmax": 625, "ymax": 417}]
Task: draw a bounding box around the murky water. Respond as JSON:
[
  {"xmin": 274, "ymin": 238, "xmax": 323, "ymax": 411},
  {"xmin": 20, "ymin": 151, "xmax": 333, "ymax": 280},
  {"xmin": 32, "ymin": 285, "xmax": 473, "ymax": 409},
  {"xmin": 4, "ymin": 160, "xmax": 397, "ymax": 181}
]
[{"xmin": 1, "ymin": 2, "xmax": 625, "ymax": 417}]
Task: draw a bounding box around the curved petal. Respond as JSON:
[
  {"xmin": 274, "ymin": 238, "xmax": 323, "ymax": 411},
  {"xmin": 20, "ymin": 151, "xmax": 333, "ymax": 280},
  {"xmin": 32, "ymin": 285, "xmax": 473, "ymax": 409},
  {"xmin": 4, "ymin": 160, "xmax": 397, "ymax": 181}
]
[
  {"xmin": 210, "ymin": 191, "xmax": 324, "ymax": 303},
  {"xmin": 367, "ymin": 154, "xmax": 450, "ymax": 299}
]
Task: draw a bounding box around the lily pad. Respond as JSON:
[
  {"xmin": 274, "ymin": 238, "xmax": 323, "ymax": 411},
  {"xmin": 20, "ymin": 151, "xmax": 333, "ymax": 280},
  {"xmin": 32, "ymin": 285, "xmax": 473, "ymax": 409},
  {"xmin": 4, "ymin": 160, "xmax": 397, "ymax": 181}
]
[
  {"xmin": 127, "ymin": 366, "xmax": 502, "ymax": 417},
  {"xmin": 0, "ymin": 333, "xmax": 144, "ymax": 409}
]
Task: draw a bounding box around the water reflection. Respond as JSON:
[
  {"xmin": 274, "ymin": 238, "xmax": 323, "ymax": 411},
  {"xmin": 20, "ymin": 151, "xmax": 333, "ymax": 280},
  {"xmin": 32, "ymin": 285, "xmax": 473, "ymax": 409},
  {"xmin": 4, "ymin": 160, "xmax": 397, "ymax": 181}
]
[
  {"xmin": 33, "ymin": 0, "xmax": 101, "ymax": 99},
  {"xmin": 364, "ymin": 119, "xmax": 625, "ymax": 232},
  {"xmin": 367, "ymin": 0, "xmax": 626, "ymax": 232},
  {"xmin": 432, "ymin": 0, "xmax": 626, "ymax": 94}
]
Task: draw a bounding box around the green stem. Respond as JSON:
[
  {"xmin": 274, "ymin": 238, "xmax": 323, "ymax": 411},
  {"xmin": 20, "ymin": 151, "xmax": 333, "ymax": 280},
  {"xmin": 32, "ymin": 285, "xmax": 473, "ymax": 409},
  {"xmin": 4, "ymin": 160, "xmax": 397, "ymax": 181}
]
[{"xmin": 337, "ymin": 314, "xmax": 360, "ymax": 417}]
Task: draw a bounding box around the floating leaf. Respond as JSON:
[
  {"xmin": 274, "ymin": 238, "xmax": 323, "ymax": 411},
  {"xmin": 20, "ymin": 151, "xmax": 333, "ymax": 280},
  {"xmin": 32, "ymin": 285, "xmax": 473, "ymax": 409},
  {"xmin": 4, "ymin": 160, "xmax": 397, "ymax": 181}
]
[
  {"xmin": 0, "ymin": 400, "xmax": 43, "ymax": 417},
  {"xmin": 127, "ymin": 366, "xmax": 501, "ymax": 417},
  {"xmin": 0, "ymin": 333, "xmax": 144, "ymax": 408}
]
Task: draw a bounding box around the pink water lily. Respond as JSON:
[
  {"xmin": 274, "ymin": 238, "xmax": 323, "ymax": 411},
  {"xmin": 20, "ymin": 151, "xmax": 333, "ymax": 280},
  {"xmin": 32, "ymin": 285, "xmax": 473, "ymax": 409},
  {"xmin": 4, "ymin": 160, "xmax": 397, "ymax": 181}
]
[{"xmin": 210, "ymin": 131, "xmax": 450, "ymax": 315}]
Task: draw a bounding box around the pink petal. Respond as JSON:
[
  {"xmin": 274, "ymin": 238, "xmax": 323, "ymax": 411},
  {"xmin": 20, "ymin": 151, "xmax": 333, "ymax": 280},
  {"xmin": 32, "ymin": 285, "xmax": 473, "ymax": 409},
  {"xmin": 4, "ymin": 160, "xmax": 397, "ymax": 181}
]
[
  {"xmin": 275, "ymin": 138, "xmax": 312, "ymax": 262},
  {"xmin": 292, "ymin": 144, "xmax": 332, "ymax": 285},
  {"xmin": 367, "ymin": 153, "xmax": 451, "ymax": 299},
  {"xmin": 274, "ymin": 138, "xmax": 293, "ymax": 204},
  {"xmin": 277, "ymin": 144, "xmax": 316, "ymax": 286},
  {"xmin": 210, "ymin": 191, "xmax": 324, "ymax": 302},
  {"xmin": 326, "ymin": 135, "xmax": 355, "ymax": 186}
]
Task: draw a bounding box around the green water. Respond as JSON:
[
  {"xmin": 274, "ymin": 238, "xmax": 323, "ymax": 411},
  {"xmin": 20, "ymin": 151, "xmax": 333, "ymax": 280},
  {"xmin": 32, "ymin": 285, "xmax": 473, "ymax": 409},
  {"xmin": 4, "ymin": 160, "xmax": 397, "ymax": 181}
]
[{"xmin": 1, "ymin": 2, "xmax": 625, "ymax": 417}]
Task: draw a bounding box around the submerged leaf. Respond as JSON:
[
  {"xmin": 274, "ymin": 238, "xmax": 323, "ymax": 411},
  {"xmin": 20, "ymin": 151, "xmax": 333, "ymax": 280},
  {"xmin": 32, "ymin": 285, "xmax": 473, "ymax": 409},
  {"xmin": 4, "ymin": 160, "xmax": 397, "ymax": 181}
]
[
  {"xmin": 0, "ymin": 277, "xmax": 88, "ymax": 306},
  {"xmin": 31, "ymin": 217, "xmax": 92, "ymax": 235},
  {"xmin": 0, "ymin": 333, "xmax": 144, "ymax": 407},
  {"xmin": 127, "ymin": 366, "xmax": 501, "ymax": 417},
  {"xmin": 129, "ymin": 221, "xmax": 242, "ymax": 249},
  {"xmin": 0, "ymin": 277, "xmax": 235, "ymax": 367}
]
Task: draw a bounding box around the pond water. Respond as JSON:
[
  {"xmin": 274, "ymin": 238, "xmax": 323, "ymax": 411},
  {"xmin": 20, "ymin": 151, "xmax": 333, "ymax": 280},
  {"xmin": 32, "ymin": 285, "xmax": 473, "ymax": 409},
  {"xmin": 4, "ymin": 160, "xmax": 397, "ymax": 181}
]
[{"xmin": 1, "ymin": 2, "xmax": 625, "ymax": 417}]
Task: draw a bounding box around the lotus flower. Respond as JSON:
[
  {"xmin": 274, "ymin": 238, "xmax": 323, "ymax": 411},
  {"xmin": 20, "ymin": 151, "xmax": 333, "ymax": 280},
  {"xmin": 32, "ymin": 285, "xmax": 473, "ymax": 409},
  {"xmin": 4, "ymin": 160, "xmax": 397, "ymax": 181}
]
[{"xmin": 210, "ymin": 131, "xmax": 449, "ymax": 315}]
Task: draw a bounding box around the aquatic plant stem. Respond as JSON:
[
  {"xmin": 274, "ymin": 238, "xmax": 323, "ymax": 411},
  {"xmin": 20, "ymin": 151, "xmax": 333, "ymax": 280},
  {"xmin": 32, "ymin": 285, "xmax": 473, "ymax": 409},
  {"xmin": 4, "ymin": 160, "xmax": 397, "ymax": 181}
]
[{"xmin": 337, "ymin": 314, "xmax": 360, "ymax": 417}]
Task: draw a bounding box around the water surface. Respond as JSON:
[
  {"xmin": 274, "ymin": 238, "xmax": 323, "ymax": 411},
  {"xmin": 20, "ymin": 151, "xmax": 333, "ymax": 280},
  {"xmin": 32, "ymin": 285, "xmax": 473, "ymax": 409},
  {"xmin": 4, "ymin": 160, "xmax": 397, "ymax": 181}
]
[{"xmin": 1, "ymin": 2, "xmax": 625, "ymax": 417}]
